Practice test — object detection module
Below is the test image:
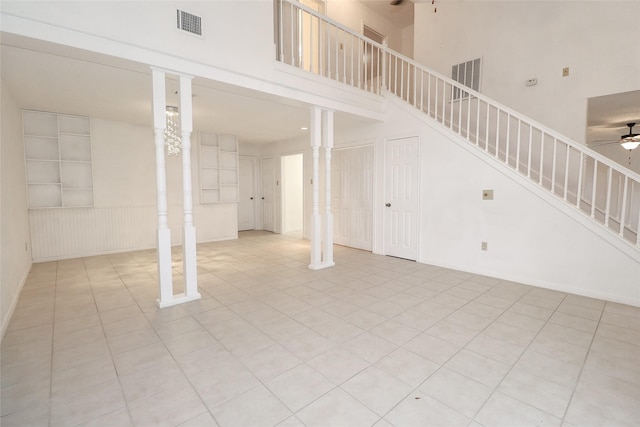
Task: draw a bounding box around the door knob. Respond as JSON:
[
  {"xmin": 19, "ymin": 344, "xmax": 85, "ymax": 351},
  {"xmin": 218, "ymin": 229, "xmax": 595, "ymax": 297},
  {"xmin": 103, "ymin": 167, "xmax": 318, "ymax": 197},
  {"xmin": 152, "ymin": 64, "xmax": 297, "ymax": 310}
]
[{"xmin": 385, "ymin": 203, "xmax": 391, "ymax": 207}]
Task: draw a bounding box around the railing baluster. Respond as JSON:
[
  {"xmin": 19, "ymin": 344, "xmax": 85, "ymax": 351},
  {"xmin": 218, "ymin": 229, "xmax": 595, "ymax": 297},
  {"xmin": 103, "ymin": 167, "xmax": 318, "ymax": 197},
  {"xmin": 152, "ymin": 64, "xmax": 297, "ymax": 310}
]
[
  {"xmin": 485, "ymin": 103, "xmax": 490, "ymax": 152},
  {"xmin": 420, "ymin": 70, "xmax": 424, "ymax": 112},
  {"xmin": 527, "ymin": 125, "xmax": 532, "ymax": 178},
  {"xmin": 457, "ymin": 90, "xmax": 463, "ymax": 135},
  {"xmin": 434, "ymin": 77, "xmax": 438, "ymax": 121},
  {"xmin": 551, "ymin": 138, "xmax": 557, "ymax": 194},
  {"xmin": 394, "ymin": 56, "xmax": 398, "ymax": 95},
  {"xmin": 279, "ymin": 0, "xmax": 284, "ymax": 62},
  {"xmin": 358, "ymin": 41, "xmax": 364, "ymax": 89},
  {"xmin": 333, "ymin": 27, "xmax": 340, "ymax": 82},
  {"xmin": 516, "ymin": 119, "xmax": 521, "ymax": 172},
  {"xmin": 350, "ymin": 35, "xmax": 354, "ymax": 87},
  {"xmin": 505, "ymin": 114, "xmax": 511, "ymax": 164},
  {"xmin": 400, "ymin": 60, "xmax": 405, "ymax": 101},
  {"xmin": 619, "ymin": 176, "xmax": 628, "ymax": 236},
  {"xmin": 443, "ymin": 81, "xmax": 448, "ymax": 126},
  {"xmin": 475, "ymin": 96, "xmax": 480, "ymax": 145},
  {"xmin": 290, "ymin": 4, "xmax": 295, "ymax": 66},
  {"xmin": 605, "ymin": 167, "xmax": 613, "ymax": 227},
  {"xmin": 309, "ymin": 15, "xmax": 313, "ymax": 73},
  {"xmin": 576, "ymin": 152, "xmax": 584, "ymax": 209},
  {"xmin": 449, "ymin": 84, "xmax": 454, "ymax": 129},
  {"xmin": 342, "ymin": 32, "xmax": 346, "ymax": 83},
  {"xmin": 318, "ymin": 20, "xmax": 323, "ymax": 76},
  {"xmin": 539, "ymin": 132, "xmax": 545, "ymax": 186},
  {"xmin": 376, "ymin": 45, "xmax": 381, "ymax": 94},
  {"xmin": 591, "ymin": 160, "xmax": 598, "ymax": 219},
  {"xmin": 413, "ymin": 65, "xmax": 417, "ymax": 107},
  {"xmin": 326, "ymin": 21, "xmax": 330, "ymax": 77},
  {"xmin": 495, "ymin": 111, "xmax": 500, "ymax": 158},
  {"xmin": 466, "ymin": 90, "xmax": 472, "ymax": 138},
  {"xmin": 563, "ymin": 146, "xmax": 570, "ymax": 201}
]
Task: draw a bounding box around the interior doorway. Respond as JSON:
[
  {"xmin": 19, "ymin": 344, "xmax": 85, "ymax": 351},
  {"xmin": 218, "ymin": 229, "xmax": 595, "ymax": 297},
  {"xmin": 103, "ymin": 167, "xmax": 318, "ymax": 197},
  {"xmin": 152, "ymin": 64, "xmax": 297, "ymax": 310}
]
[
  {"xmin": 363, "ymin": 24, "xmax": 386, "ymax": 88},
  {"xmin": 384, "ymin": 136, "xmax": 420, "ymax": 261},
  {"xmin": 262, "ymin": 157, "xmax": 275, "ymax": 232},
  {"xmin": 238, "ymin": 156, "xmax": 256, "ymax": 231},
  {"xmin": 281, "ymin": 153, "xmax": 304, "ymax": 236}
]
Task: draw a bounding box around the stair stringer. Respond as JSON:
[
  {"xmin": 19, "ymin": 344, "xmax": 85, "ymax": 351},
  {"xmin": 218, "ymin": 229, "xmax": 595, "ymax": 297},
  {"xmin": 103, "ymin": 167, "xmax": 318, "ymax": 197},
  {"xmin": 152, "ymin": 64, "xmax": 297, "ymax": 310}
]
[{"xmin": 382, "ymin": 93, "xmax": 640, "ymax": 306}]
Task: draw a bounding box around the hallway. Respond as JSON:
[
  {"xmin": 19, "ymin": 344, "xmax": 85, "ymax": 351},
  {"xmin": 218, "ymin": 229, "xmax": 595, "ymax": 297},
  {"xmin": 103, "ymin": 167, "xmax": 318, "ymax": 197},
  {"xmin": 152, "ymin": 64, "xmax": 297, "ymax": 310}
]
[{"xmin": 1, "ymin": 231, "xmax": 639, "ymax": 426}]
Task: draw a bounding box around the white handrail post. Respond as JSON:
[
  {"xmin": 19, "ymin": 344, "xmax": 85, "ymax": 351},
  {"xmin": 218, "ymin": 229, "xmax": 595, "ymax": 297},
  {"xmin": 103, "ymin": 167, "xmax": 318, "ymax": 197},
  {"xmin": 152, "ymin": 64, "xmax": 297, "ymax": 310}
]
[
  {"xmin": 381, "ymin": 41, "xmax": 387, "ymax": 91},
  {"xmin": 563, "ymin": 147, "xmax": 570, "ymax": 201},
  {"xmin": 322, "ymin": 109, "xmax": 335, "ymax": 268},
  {"xmin": 179, "ymin": 74, "xmax": 201, "ymax": 303},
  {"xmin": 309, "ymin": 106, "xmax": 322, "ymax": 269},
  {"xmin": 151, "ymin": 68, "xmax": 173, "ymax": 307},
  {"xmin": 591, "ymin": 160, "xmax": 598, "ymax": 219},
  {"xmin": 605, "ymin": 167, "xmax": 613, "ymax": 227},
  {"xmin": 576, "ymin": 152, "xmax": 584, "ymax": 208},
  {"xmin": 619, "ymin": 177, "xmax": 628, "ymax": 236}
]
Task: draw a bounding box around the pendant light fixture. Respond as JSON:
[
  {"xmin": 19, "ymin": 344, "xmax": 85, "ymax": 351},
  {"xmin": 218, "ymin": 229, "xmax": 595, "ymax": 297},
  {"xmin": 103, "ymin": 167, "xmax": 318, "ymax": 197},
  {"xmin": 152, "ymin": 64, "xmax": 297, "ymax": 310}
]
[{"xmin": 164, "ymin": 106, "xmax": 182, "ymax": 156}]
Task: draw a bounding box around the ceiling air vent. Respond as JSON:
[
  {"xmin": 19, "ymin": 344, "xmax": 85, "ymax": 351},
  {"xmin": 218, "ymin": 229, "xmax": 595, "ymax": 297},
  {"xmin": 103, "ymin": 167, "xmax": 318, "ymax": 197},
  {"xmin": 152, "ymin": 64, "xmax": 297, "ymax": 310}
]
[{"xmin": 176, "ymin": 10, "xmax": 202, "ymax": 36}]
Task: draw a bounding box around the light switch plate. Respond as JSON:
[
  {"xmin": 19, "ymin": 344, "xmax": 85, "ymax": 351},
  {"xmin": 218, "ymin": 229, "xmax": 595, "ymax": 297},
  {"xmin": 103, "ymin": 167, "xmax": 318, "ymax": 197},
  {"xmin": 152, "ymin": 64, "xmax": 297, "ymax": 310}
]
[{"xmin": 483, "ymin": 189, "xmax": 493, "ymax": 200}]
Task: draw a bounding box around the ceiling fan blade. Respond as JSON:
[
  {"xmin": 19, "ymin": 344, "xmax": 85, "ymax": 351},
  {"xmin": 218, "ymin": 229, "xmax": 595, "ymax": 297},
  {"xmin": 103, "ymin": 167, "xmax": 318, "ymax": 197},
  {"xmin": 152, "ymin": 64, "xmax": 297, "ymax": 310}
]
[
  {"xmin": 588, "ymin": 140, "xmax": 620, "ymax": 147},
  {"xmin": 390, "ymin": 0, "xmax": 404, "ymax": 5}
]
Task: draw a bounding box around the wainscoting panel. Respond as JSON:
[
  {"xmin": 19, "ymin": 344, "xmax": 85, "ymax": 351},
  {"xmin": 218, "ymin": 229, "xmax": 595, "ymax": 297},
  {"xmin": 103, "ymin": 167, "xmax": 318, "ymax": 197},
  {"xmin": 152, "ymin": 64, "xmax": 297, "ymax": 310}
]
[{"xmin": 29, "ymin": 204, "xmax": 237, "ymax": 261}]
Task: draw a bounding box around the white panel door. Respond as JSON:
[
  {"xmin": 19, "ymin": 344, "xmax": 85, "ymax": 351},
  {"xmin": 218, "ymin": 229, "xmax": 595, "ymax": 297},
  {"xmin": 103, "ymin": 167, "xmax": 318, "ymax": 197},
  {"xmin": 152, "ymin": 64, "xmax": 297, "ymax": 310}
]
[
  {"xmin": 332, "ymin": 145, "xmax": 373, "ymax": 251},
  {"xmin": 238, "ymin": 156, "xmax": 256, "ymax": 231},
  {"xmin": 384, "ymin": 137, "xmax": 419, "ymax": 260},
  {"xmin": 261, "ymin": 157, "xmax": 275, "ymax": 232}
]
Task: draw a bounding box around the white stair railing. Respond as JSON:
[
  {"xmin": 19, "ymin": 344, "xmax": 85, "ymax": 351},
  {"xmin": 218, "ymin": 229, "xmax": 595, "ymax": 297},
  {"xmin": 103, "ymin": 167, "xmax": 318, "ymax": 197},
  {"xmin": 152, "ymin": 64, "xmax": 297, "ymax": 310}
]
[{"xmin": 275, "ymin": 0, "xmax": 640, "ymax": 248}]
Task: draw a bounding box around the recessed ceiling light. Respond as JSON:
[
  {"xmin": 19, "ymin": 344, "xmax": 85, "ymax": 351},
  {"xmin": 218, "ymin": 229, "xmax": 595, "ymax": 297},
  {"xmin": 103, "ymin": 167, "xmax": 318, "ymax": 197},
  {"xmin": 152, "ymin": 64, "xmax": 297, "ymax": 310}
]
[{"xmin": 301, "ymin": 127, "xmax": 308, "ymax": 130}]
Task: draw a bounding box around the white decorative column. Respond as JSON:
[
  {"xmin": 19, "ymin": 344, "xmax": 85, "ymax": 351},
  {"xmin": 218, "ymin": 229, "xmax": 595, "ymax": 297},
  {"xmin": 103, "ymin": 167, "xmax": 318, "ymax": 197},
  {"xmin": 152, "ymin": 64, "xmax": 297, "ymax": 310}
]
[
  {"xmin": 322, "ymin": 109, "xmax": 335, "ymax": 268},
  {"xmin": 151, "ymin": 68, "xmax": 173, "ymax": 305},
  {"xmin": 309, "ymin": 106, "xmax": 322, "ymax": 269},
  {"xmin": 177, "ymin": 74, "xmax": 201, "ymax": 304}
]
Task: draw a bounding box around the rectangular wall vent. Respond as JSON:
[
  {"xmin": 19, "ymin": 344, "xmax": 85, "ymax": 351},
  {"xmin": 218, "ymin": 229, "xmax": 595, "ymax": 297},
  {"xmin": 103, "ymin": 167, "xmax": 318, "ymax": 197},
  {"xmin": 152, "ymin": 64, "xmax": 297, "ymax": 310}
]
[{"xmin": 177, "ymin": 10, "xmax": 202, "ymax": 36}]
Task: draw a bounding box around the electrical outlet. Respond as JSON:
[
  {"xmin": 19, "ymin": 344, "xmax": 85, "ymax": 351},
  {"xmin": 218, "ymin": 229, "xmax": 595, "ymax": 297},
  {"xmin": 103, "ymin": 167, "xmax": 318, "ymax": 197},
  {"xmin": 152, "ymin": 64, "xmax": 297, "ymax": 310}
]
[
  {"xmin": 481, "ymin": 242, "xmax": 488, "ymax": 251},
  {"xmin": 562, "ymin": 67, "xmax": 569, "ymax": 77},
  {"xmin": 525, "ymin": 78, "xmax": 537, "ymax": 87}
]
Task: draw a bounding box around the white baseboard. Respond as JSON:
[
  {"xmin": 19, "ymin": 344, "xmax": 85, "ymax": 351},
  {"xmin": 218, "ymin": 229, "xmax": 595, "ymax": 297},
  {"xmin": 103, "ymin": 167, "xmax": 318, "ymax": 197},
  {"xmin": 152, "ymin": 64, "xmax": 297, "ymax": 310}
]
[{"xmin": 1, "ymin": 263, "xmax": 32, "ymax": 341}]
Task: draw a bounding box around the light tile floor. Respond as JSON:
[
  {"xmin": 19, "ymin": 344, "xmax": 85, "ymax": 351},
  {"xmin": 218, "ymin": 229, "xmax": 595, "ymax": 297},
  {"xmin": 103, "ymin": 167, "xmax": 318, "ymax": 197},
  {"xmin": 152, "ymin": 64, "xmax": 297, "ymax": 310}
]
[{"xmin": 2, "ymin": 231, "xmax": 639, "ymax": 427}]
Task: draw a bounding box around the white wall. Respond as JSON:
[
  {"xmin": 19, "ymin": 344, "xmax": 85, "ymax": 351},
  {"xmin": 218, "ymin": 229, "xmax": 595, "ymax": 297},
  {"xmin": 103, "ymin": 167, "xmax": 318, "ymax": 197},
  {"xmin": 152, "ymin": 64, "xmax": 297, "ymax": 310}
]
[
  {"xmin": 1, "ymin": 1, "xmax": 275, "ymax": 77},
  {"xmin": 371, "ymin": 98, "xmax": 640, "ymax": 306},
  {"xmin": 326, "ymin": 0, "xmax": 412, "ymax": 57},
  {"xmin": 1, "ymin": 81, "xmax": 32, "ymax": 338},
  {"xmin": 27, "ymin": 117, "xmax": 237, "ymax": 261},
  {"xmin": 413, "ymin": 1, "xmax": 640, "ymax": 144}
]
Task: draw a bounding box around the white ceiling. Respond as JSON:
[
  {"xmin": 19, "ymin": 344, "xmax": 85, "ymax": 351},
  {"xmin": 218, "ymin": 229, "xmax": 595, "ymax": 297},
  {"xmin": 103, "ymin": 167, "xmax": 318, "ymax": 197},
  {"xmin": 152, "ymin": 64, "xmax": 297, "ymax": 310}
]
[
  {"xmin": 586, "ymin": 90, "xmax": 640, "ymax": 147},
  {"xmin": 1, "ymin": 34, "xmax": 373, "ymax": 145}
]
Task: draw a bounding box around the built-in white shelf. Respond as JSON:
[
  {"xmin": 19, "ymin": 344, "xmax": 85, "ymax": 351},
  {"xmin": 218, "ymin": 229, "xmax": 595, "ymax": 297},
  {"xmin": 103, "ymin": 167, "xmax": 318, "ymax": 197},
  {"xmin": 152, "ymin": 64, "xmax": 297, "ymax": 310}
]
[
  {"xmin": 199, "ymin": 131, "xmax": 239, "ymax": 203},
  {"xmin": 23, "ymin": 110, "xmax": 93, "ymax": 208}
]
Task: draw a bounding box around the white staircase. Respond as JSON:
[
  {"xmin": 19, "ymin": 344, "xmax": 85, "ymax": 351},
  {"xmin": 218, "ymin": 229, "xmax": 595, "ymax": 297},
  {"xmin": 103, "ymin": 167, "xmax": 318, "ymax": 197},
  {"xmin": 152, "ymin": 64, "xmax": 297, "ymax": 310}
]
[{"xmin": 275, "ymin": 0, "xmax": 640, "ymax": 253}]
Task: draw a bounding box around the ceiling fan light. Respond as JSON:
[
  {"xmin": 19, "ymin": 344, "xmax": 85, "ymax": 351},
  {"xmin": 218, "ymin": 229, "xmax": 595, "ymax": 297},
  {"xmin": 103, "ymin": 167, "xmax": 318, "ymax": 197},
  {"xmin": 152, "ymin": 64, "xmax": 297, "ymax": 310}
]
[{"xmin": 620, "ymin": 140, "xmax": 640, "ymax": 150}]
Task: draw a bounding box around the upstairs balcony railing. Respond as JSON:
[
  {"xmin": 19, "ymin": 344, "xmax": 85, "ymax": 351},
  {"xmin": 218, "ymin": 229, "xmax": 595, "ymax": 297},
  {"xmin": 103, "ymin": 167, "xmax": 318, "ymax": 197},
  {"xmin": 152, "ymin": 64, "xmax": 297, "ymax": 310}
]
[{"xmin": 275, "ymin": 0, "xmax": 640, "ymax": 249}]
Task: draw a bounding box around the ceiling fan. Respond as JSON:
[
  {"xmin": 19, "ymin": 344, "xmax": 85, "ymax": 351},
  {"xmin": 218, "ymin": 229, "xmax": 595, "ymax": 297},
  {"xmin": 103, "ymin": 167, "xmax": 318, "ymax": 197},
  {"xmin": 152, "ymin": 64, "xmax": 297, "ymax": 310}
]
[
  {"xmin": 591, "ymin": 122, "xmax": 640, "ymax": 151},
  {"xmin": 390, "ymin": 0, "xmax": 406, "ymax": 5}
]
